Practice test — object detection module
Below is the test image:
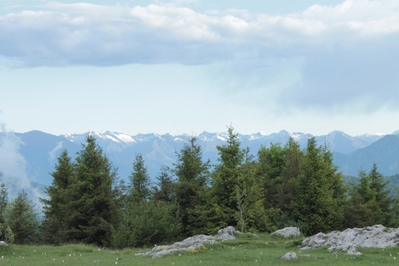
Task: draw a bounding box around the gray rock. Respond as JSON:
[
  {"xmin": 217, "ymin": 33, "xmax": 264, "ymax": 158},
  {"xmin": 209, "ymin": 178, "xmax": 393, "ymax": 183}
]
[
  {"xmin": 135, "ymin": 226, "xmax": 238, "ymax": 258},
  {"xmin": 281, "ymin": 251, "xmax": 298, "ymax": 260},
  {"xmin": 0, "ymin": 241, "xmax": 7, "ymax": 246},
  {"xmin": 346, "ymin": 245, "xmax": 362, "ymax": 256},
  {"xmin": 302, "ymin": 225, "xmax": 399, "ymax": 251},
  {"xmin": 272, "ymin": 227, "xmax": 301, "ymax": 238}
]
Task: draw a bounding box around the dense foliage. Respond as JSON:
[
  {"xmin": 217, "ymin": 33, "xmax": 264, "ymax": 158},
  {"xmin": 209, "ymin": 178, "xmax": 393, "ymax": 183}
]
[{"xmin": 1, "ymin": 127, "xmax": 399, "ymax": 248}]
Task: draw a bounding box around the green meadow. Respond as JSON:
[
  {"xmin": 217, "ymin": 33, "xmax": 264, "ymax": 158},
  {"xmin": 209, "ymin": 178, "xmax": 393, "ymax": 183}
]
[{"xmin": 1, "ymin": 233, "xmax": 399, "ymax": 266}]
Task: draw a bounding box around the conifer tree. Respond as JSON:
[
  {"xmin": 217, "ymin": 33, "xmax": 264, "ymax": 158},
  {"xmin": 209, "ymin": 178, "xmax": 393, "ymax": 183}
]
[
  {"xmin": 7, "ymin": 191, "xmax": 40, "ymax": 244},
  {"xmin": 41, "ymin": 149, "xmax": 74, "ymax": 244},
  {"xmin": 173, "ymin": 136, "xmax": 210, "ymax": 236},
  {"xmin": 290, "ymin": 137, "xmax": 345, "ymax": 235},
  {"xmin": 152, "ymin": 165, "xmax": 175, "ymax": 203},
  {"xmin": 64, "ymin": 135, "xmax": 117, "ymax": 246},
  {"xmin": 0, "ymin": 182, "xmax": 9, "ymax": 241},
  {"xmin": 208, "ymin": 127, "xmax": 245, "ymax": 230},
  {"xmin": 277, "ymin": 138, "xmax": 303, "ymax": 215},
  {"xmin": 344, "ymin": 164, "xmax": 395, "ymax": 228},
  {"xmin": 128, "ymin": 154, "xmax": 151, "ymax": 203},
  {"xmin": 236, "ymin": 150, "xmax": 270, "ymax": 232}
]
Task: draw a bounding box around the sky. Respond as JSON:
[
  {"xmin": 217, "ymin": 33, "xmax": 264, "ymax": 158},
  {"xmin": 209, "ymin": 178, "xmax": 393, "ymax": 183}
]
[{"xmin": 1, "ymin": 0, "xmax": 399, "ymax": 136}]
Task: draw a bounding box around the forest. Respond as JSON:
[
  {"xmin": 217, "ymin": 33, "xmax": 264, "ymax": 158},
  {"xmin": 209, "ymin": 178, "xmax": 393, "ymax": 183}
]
[{"xmin": 0, "ymin": 126, "xmax": 397, "ymax": 248}]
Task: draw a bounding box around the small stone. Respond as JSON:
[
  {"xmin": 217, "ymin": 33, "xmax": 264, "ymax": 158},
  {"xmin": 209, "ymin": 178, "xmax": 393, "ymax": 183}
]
[{"xmin": 281, "ymin": 251, "xmax": 298, "ymax": 260}]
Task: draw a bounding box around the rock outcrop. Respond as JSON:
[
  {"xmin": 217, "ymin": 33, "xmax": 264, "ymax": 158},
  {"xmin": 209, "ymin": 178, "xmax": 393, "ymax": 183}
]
[
  {"xmin": 135, "ymin": 226, "xmax": 238, "ymax": 258},
  {"xmin": 271, "ymin": 227, "xmax": 301, "ymax": 238},
  {"xmin": 281, "ymin": 251, "xmax": 298, "ymax": 260},
  {"xmin": 302, "ymin": 225, "xmax": 399, "ymax": 252}
]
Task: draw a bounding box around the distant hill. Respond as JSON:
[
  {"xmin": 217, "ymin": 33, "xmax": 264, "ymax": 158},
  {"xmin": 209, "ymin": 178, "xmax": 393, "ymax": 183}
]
[
  {"xmin": 0, "ymin": 129, "xmax": 398, "ymax": 192},
  {"xmin": 334, "ymin": 135, "xmax": 399, "ymax": 176}
]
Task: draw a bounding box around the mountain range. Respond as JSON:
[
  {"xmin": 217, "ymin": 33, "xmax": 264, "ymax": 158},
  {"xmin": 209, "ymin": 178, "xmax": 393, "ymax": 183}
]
[{"xmin": 1, "ymin": 129, "xmax": 399, "ymax": 194}]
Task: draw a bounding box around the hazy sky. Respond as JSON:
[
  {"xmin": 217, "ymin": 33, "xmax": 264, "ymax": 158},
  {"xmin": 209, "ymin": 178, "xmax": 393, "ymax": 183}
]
[{"xmin": 1, "ymin": 0, "xmax": 398, "ymax": 136}]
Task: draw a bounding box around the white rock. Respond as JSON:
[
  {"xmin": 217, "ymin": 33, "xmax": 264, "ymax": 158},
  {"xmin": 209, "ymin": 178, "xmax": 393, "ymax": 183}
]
[
  {"xmin": 302, "ymin": 225, "xmax": 399, "ymax": 251},
  {"xmin": 271, "ymin": 227, "xmax": 301, "ymax": 238},
  {"xmin": 0, "ymin": 241, "xmax": 7, "ymax": 246},
  {"xmin": 135, "ymin": 227, "xmax": 238, "ymax": 258},
  {"xmin": 281, "ymin": 251, "xmax": 298, "ymax": 260},
  {"xmin": 346, "ymin": 245, "xmax": 362, "ymax": 256}
]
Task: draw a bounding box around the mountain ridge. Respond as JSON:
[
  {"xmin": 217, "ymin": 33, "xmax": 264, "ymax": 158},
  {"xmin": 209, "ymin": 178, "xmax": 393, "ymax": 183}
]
[{"xmin": 1, "ymin": 129, "xmax": 398, "ymax": 191}]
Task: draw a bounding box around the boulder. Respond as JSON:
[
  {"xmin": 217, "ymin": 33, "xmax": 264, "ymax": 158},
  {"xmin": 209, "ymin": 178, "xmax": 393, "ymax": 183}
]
[
  {"xmin": 0, "ymin": 241, "xmax": 7, "ymax": 246},
  {"xmin": 217, "ymin": 226, "xmax": 236, "ymax": 241},
  {"xmin": 281, "ymin": 251, "xmax": 298, "ymax": 260},
  {"xmin": 271, "ymin": 227, "xmax": 301, "ymax": 238},
  {"xmin": 302, "ymin": 225, "xmax": 399, "ymax": 252},
  {"xmin": 135, "ymin": 226, "xmax": 237, "ymax": 258},
  {"xmin": 346, "ymin": 245, "xmax": 362, "ymax": 256}
]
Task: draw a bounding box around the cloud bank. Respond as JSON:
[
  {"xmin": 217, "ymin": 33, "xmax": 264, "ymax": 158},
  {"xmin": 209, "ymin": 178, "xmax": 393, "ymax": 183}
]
[
  {"xmin": 1, "ymin": 0, "xmax": 398, "ymax": 112},
  {"xmin": 0, "ymin": 124, "xmax": 44, "ymax": 206}
]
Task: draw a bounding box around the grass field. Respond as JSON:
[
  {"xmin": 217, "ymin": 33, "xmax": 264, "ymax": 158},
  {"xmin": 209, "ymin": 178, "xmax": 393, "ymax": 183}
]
[{"xmin": 1, "ymin": 233, "xmax": 399, "ymax": 265}]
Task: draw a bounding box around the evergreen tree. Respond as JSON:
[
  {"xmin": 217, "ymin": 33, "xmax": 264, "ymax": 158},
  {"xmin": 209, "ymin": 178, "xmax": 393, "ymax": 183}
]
[
  {"xmin": 208, "ymin": 126, "xmax": 245, "ymax": 231},
  {"xmin": 128, "ymin": 154, "xmax": 151, "ymax": 203},
  {"xmin": 257, "ymin": 144, "xmax": 285, "ymax": 210},
  {"xmin": 63, "ymin": 135, "xmax": 118, "ymax": 246},
  {"xmin": 152, "ymin": 165, "xmax": 175, "ymax": 203},
  {"xmin": 344, "ymin": 165, "xmax": 395, "ymax": 228},
  {"xmin": 0, "ymin": 182, "xmax": 9, "ymax": 241},
  {"xmin": 6, "ymin": 191, "xmax": 40, "ymax": 244},
  {"xmin": 173, "ymin": 136, "xmax": 210, "ymax": 236},
  {"xmin": 236, "ymin": 150, "xmax": 270, "ymax": 232},
  {"xmin": 290, "ymin": 137, "xmax": 345, "ymax": 235},
  {"xmin": 277, "ymin": 138, "xmax": 303, "ymax": 216},
  {"xmin": 41, "ymin": 149, "xmax": 74, "ymax": 244}
]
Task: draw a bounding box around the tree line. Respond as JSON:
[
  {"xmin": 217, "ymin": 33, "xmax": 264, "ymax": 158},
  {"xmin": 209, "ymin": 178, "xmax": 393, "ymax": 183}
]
[{"xmin": 0, "ymin": 126, "xmax": 398, "ymax": 247}]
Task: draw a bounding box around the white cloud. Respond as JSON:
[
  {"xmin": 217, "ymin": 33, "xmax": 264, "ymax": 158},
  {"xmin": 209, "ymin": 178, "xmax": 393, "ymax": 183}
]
[
  {"xmin": 0, "ymin": 0, "xmax": 398, "ymax": 113},
  {"xmin": 0, "ymin": 124, "xmax": 44, "ymax": 206},
  {"xmin": 0, "ymin": 0, "xmax": 398, "ymax": 67}
]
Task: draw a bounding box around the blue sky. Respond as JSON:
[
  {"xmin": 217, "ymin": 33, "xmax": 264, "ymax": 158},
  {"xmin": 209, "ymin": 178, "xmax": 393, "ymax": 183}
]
[{"xmin": 1, "ymin": 0, "xmax": 398, "ymax": 136}]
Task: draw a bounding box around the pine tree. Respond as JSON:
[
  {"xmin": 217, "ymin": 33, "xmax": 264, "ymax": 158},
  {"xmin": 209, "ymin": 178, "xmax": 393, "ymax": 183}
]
[
  {"xmin": 128, "ymin": 154, "xmax": 151, "ymax": 203},
  {"xmin": 208, "ymin": 126, "xmax": 246, "ymax": 231},
  {"xmin": 64, "ymin": 135, "xmax": 118, "ymax": 246},
  {"xmin": 236, "ymin": 150, "xmax": 270, "ymax": 232},
  {"xmin": 152, "ymin": 165, "xmax": 175, "ymax": 203},
  {"xmin": 277, "ymin": 138, "xmax": 303, "ymax": 215},
  {"xmin": 291, "ymin": 137, "xmax": 345, "ymax": 235},
  {"xmin": 344, "ymin": 165, "xmax": 395, "ymax": 228},
  {"xmin": 6, "ymin": 191, "xmax": 40, "ymax": 244},
  {"xmin": 0, "ymin": 183, "xmax": 8, "ymax": 241},
  {"xmin": 41, "ymin": 149, "xmax": 74, "ymax": 244},
  {"xmin": 257, "ymin": 143, "xmax": 285, "ymax": 210},
  {"xmin": 173, "ymin": 136, "xmax": 210, "ymax": 236}
]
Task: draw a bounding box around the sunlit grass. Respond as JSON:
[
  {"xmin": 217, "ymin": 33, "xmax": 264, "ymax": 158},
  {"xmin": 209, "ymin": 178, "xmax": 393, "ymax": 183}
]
[{"xmin": 1, "ymin": 233, "xmax": 399, "ymax": 265}]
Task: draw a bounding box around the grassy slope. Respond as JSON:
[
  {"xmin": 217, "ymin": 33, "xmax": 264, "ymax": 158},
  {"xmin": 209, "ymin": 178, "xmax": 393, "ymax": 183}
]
[{"xmin": 1, "ymin": 233, "xmax": 399, "ymax": 266}]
